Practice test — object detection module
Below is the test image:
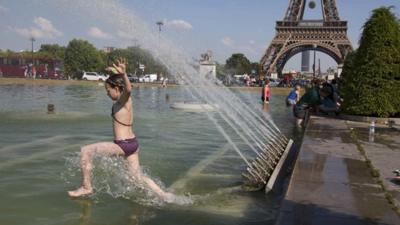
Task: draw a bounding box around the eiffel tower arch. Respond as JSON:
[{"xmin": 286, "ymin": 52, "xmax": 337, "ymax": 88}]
[{"xmin": 260, "ymin": 0, "xmax": 353, "ymax": 77}]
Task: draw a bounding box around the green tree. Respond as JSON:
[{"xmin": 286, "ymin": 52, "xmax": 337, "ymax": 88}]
[
  {"xmin": 107, "ymin": 46, "xmax": 168, "ymax": 77},
  {"xmin": 216, "ymin": 62, "xmax": 227, "ymax": 79},
  {"xmin": 250, "ymin": 62, "xmax": 260, "ymax": 76},
  {"xmin": 38, "ymin": 44, "xmax": 66, "ymax": 60},
  {"xmin": 225, "ymin": 53, "xmax": 251, "ymax": 75},
  {"xmin": 64, "ymin": 39, "xmax": 105, "ymax": 79},
  {"xmin": 339, "ymin": 7, "xmax": 400, "ymax": 117}
]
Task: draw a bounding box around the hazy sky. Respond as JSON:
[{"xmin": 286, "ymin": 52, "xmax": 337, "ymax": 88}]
[{"xmin": 0, "ymin": 0, "xmax": 399, "ymax": 71}]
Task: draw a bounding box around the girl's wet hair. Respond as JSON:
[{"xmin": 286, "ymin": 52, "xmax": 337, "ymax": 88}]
[{"xmin": 106, "ymin": 75, "xmax": 124, "ymax": 92}]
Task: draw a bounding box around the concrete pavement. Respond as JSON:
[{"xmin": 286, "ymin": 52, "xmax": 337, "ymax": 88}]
[{"xmin": 275, "ymin": 116, "xmax": 400, "ymax": 225}]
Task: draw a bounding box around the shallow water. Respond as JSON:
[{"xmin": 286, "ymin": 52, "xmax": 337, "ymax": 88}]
[{"xmin": 0, "ymin": 84, "xmax": 299, "ymax": 225}]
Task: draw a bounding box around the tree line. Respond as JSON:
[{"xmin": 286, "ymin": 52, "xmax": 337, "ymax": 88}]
[
  {"xmin": 0, "ymin": 40, "xmax": 260, "ymax": 80},
  {"xmin": 43, "ymin": 39, "xmax": 170, "ymax": 79},
  {"xmin": 0, "ymin": 39, "xmax": 170, "ymax": 79}
]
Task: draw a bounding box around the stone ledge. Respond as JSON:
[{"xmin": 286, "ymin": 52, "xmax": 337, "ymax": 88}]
[{"xmin": 338, "ymin": 114, "xmax": 400, "ymax": 126}]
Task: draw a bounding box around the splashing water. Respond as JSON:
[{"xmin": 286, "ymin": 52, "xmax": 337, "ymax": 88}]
[{"xmin": 62, "ymin": 153, "xmax": 193, "ymax": 206}]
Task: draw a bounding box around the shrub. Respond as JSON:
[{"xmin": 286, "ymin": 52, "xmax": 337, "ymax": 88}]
[{"xmin": 340, "ymin": 7, "xmax": 400, "ymax": 117}]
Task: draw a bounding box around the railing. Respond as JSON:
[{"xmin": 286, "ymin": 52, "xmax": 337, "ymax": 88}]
[{"xmin": 276, "ymin": 20, "xmax": 347, "ymax": 28}]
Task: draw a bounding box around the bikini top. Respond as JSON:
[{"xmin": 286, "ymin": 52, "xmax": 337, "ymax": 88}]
[{"xmin": 111, "ymin": 105, "xmax": 132, "ymax": 127}]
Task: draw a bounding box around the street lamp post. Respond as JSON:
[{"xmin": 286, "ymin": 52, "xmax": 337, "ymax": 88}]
[
  {"xmin": 156, "ymin": 21, "xmax": 164, "ymax": 33},
  {"xmin": 155, "ymin": 21, "xmax": 164, "ymax": 76},
  {"xmin": 156, "ymin": 21, "xmax": 164, "ymax": 39},
  {"xmin": 30, "ymin": 37, "xmax": 35, "ymax": 65}
]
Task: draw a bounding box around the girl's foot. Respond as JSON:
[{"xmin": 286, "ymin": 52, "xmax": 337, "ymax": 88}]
[
  {"xmin": 163, "ymin": 192, "xmax": 175, "ymax": 203},
  {"xmin": 163, "ymin": 192, "xmax": 193, "ymax": 205},
  {"xmin": 68, "ymin": 187, "xmax": 93, "ymax": 197}
]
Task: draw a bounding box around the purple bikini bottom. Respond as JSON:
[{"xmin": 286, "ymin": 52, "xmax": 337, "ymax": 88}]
[{"xmin": 114, "ymin": 137, "xmax": 139, "ymax": 156}]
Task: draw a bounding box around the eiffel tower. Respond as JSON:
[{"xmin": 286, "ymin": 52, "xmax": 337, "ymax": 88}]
[{"xmin": 260, "ymin": 0, "xmax": 353, "ymax": 77}]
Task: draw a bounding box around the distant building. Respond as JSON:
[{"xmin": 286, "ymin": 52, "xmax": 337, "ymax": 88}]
[
  {"xmin": 103, "ymin": 46, "xmax": 115, "ymax": 53},
  {"xmin": 301, "ymin": 51, "xmax": 310, "ymax": 72},
  {"xmin": 199, "ymin": 50, "xmax": 216, "ymax": 78}
]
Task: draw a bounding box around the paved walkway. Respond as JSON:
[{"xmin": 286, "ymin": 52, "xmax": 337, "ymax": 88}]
[{"xmin": 275, "ymin": 116, "xmax": 400, "ymax": 225}]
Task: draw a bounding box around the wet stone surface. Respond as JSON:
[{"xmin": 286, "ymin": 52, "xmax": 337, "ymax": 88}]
[
  {"xmin": 347, "ymin": 121, "xmax": 400, "ymax": 209},
  {"xmin": 276, "ymin": 116, "xmax": 400, "ymax": 225}
]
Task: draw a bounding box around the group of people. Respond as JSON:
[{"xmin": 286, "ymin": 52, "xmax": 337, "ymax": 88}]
[
  {"xmin": 243, "ymin": 74, "xmax": 257, "ymax": 86},
  {"xmin": 24, "ymin": 64, "xmax": 37, "ymax": 79},
  {"xmin": 261, "ymin": 77, "xmax": 340, "ymax": 126},
  {"xmin": 287, "ymin": 79, "xmax": 340, "ymax": 126}
]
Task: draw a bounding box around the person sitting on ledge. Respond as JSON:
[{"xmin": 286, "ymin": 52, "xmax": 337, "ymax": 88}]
[
  {"xmin": 317, "ymin": 85, "xmax": 339, "ymax": 115},
  {"xmin": 293, "ymin": 79, "xmax": 321, "ymax": 126}
]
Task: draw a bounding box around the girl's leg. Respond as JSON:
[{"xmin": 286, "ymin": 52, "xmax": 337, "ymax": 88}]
[
  {"xmin": 126, "ymin": 152, "xmax": 172, "ymax": 200},
  {"xmin": 68, "ymin": 142, "xmax": 125, "ymax": 197}
]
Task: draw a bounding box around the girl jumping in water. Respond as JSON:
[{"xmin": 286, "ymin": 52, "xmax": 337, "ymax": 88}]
[{"xmin": 68, "ymin": 58, "xmax": 174, "ymax": 201}]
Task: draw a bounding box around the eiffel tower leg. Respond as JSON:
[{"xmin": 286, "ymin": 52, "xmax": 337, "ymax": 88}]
[{"xmin": 260, "ymin": 34, "xmax": 294, "ymax": 77}]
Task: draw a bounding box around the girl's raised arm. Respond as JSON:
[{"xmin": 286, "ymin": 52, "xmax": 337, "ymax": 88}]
[{"xmin": 106, "ymin": 58, "xmax": 132, "ymax": 103}]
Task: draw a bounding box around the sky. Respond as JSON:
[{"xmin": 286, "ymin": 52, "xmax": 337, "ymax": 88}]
[{"xmin": 0, "ymin": 0, "xmax": 399, "ymax": 72}]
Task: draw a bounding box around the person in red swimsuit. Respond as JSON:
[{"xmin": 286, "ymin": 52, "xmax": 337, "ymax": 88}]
[
  {"xmin": 68, "ymin": 58, "xmax": 175, "ymax": 201},
  {"xmin": 262, "ymin": 79, "xmax": 271, "ymax": 103}
]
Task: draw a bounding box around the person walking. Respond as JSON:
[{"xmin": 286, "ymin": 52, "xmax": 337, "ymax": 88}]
[{"xmin": 261, "ymin": 79, "xmax": 271, "ymax": 103}]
